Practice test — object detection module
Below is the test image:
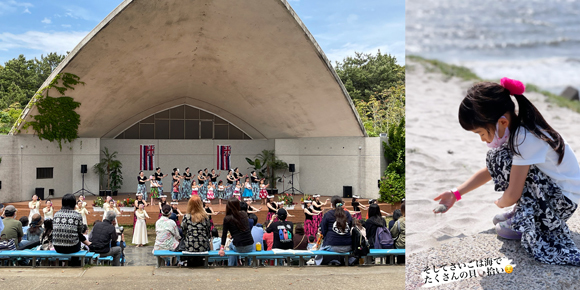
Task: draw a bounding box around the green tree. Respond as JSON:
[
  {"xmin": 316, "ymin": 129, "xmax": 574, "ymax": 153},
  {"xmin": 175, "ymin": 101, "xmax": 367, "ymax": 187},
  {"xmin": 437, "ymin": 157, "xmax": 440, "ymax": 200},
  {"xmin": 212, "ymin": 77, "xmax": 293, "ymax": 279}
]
[
  {"xmin": 0, "ymin": 53, "xmax": 65, "ymax": 113},
  {"xmin": 0, "ymin": 103, "xmax": 22, "ymax": 134},
  {"xmin": 379, "ymin": 118, "xmax": 405, "ymax": 204},
  {"xmin": 334, "ymin": 50, "xmax": 405, "ymax": 102},
  {"xmin": 246, "ymin": 149, "xmax": 288, "ymax": 189},
  {"xmin": 355, "ymin": 83, "xmax": 405, "ymax": 136}
]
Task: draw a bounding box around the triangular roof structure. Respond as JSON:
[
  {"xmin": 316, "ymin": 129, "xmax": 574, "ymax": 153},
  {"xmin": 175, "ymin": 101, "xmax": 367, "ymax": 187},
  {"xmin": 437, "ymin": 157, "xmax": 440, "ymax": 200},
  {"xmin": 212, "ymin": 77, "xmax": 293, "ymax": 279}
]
[{"xmin": 13, "ymin": 0, "xmax": 366, "ymax": 139}]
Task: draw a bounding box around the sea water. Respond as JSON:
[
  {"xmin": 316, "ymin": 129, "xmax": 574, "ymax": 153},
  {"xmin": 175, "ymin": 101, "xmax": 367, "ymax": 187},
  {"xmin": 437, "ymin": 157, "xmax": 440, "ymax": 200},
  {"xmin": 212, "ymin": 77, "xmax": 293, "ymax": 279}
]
[{"xmin": 407, "ymin": 0, "xmax": 580, "ymax": 94}]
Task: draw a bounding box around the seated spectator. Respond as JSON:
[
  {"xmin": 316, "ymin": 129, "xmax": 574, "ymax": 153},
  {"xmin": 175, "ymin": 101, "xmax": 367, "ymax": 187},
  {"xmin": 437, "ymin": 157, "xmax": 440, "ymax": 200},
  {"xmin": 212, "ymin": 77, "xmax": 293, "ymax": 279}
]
[
  {"xmin": 169, "ymin": 213, "xmax": 183, "ymax": 238},
  {"xmin": 293, "ymin": 224, "xmax": 308, "ymax": 250},
  {"xmin": 218, "ymin": 198, "xmax": 254, "ymax": 257},
  {"xmin": 365, "ymin": 204, "xmax": 387, "ymax": 249},
  {"xmin": 89, "ymin": 210, "xmax": 122, "ymax": 266},
  {"xmin": 88, "ymin": 220, "xmax": 100, "ymax": 241},
  {"xmin": 316, "ymin": 196, "xmax": 353, "ymax": 265},
  {"xmin": 81, "ymin": 225, "xmax": 89, "ymax": 251},
  {"xmin": 211, "ymin": 228, "xmax": 221, "ymax": 251},
  {"xmin": 248, "ymin": 213, "xmax": 264, "ymax": 251},
  {"xmin": 263, "ymin": 231, "xmax": 274, "ymax": 251},
  {"xmin": 40, "ymin": 219, "xmax": 53, "ymax": 250},
  {"xmin": 307, "ymin": 235, "xmax": 316, "ymax": 250},
  {"xmin": 18, "ymin": 214, "xmax": 44, "ymax": 250},
  {"xmin": 0, "ymin": 204, "xmax": 4, "ymax": 234},
  {"xmin": 20, "ymin": 216, "xmax": 29, "ymax": 241},
  {"xmin": 266, "ymin": 208, "xmax": 294, "ymax": 250},
  {"xmin": 180, "ymin": 195, "xmax": 211, "ymax": 267},
  {"xmin": 53, "ymin": 194, "xmax": 91, "ymax": 266},
  {"xmin": 390, "ymin": 202, "xmax": 405, "ymax": 264},
  {"xmin": 388, "ymin": 209, "xmax": 402, "ymax": 229},
  {"xmin": 0, "ymin": 205, "xmax": 23, "ymax": 245},
  {"xmin": 154, "ymin": 204, "xmax": 181, "ymax": 251}
]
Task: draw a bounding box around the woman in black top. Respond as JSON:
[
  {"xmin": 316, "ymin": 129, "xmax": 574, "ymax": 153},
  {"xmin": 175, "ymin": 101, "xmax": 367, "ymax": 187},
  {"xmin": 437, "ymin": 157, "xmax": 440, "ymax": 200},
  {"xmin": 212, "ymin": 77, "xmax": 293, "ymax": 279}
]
[
  {"xmin": 210, "ymin": 169, "xmax": 220, "ymax": 184},
  {"xmin": 303, "ymin": 201, "xmax": 321, "ymax": 237},
  {"xmin": 197, "ymin": 170, "xmax": 207, "ymax": 200},
  {"xmin": 364, "ymin": 204, "xmax": 387, "ymax": 249},
  {"xmin": 312, "ymin": 195, "xmax": 328, "ymax": 232},
  {"xmin": 225, "ymin": 170, "xmax": 235, "ymax": 200},
  {"xmin": 203, "ymin": 200, "xmax": 220, "ymax": 230},
  {"xmin": 350, "ymin": 196, "xmax": 367, "ymax": 220},
  {"xmin": 219, "ymin": 198, "xmax": 254, "ymax": 258},
  {"xmin": 154, "ymin": 167, "xmax": 168, "ymax": 195},
  {"xmin": 181, "ymin": 167, "xmax": 193, "ymax": 200},
  {"xmin": 137, "ymin": 171, "xmax": 149, "ymax": 201},
  {"xmin": 171, "ymin": 168, "xmax": 182, "ymax": 201},
  {"xmin": 266, "ymin": 196, "xmax": 279, "ymax": 222},
  {"xmin": 158, "ymin": 195, "xmax": 168, "ymax": 219},
  {"xmin": 250, "ymin": 171, "xmax": 260, "ymax": 201}
]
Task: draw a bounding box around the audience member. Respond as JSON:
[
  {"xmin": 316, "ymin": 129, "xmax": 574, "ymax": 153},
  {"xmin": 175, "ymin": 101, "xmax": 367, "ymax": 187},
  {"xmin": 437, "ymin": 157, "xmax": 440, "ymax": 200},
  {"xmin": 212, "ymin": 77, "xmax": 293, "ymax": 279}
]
[
  {"xmin": 89, "ymin": 210, "xmax": 122, "ymax": 266},
  {"xmin": 0, "ymin": 205, "xmax": 23, "ymax": 245},
  {"xmin": 293, "ymin": 224, "xmax": 308, "ymax": 250},
  {"xmin": 364, "ymin": 204, "xmax": 387, "ymax": 249},
  {"xmin": 248, "ymin": 213, "xmax": 264, "ymax": 251},
  {"xmin": 180, "ymin": 195, "xmax": 211, "ymax": 267},
  {"xmin": 53, "ymin": 194, "xmax": 90, "ymax": 266},
  {"xmin": 218, "ymin": 198, "xmax": 254, "ymax": 258},
  {"xmin": 154, "ymin": 204, "xmax": 181, "ymax": 251}
]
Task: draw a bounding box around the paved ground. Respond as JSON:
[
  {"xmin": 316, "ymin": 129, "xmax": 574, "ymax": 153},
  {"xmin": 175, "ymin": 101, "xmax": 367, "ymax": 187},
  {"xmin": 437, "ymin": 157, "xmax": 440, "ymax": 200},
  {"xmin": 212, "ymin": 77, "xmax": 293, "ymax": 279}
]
[{"xmin": 0, "ymin": 265, "xmax": 405, "ymax": 289}]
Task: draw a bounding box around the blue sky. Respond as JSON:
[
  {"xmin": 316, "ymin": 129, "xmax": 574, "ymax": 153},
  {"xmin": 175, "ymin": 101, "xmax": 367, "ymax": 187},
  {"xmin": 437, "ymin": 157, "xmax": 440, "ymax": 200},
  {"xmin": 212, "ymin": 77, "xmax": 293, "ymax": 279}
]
[{"xmin": 0, "ymin": 0, "xmax": 404, "ymax": 66}]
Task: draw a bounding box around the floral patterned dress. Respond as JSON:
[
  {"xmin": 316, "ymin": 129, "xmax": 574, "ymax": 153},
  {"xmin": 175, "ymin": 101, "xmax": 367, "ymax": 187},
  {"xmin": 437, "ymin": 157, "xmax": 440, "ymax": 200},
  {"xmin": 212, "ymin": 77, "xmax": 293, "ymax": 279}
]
[
  {"xmin": 487, "ymin": 144, "xmax": 580, "ymax": 265},
  {"xmin": 179, "ymin": 215, "xmax": 211, "ymax": 252},
  {"xmin": 154, "ymin": 216, "xmax": 181, "ymax": 251}
]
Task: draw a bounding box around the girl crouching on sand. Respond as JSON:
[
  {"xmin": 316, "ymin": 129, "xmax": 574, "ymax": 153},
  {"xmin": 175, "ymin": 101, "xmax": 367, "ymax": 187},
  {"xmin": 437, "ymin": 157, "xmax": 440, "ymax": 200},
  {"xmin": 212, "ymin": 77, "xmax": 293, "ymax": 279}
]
[{"xmin": 434, "ymin": 78, "xmax": 580, "ymax": 265}]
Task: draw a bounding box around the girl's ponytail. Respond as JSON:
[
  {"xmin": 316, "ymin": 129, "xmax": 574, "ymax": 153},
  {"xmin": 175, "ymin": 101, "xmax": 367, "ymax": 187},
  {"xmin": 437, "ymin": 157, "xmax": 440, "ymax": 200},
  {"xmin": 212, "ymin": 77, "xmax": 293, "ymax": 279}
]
[
  {"xmin": 510, "ymin": 93, "xmax": 565, "ymax": 164},
  {"xmin": 331, "ymin": 196, "xmax": 347, "ymax": 233}
]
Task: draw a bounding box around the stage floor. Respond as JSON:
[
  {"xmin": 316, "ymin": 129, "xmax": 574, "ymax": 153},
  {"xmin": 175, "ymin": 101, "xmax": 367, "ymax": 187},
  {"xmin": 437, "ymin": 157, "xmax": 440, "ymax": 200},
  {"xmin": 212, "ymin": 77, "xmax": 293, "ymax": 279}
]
[{"xmin": 6, "ymin": 193, "xmax": 401, "ymax": 226}]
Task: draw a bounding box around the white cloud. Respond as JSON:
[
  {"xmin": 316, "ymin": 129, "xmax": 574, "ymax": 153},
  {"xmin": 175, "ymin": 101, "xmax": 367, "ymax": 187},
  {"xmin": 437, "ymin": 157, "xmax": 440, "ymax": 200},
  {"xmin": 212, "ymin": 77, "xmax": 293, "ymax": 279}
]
[
  {"xmin": 41, "ymin": 17, "xmax": 51, "ymax": 24},
  {"xmin": 0, "ymin": 30, "xmax": 88, "ymax": 55},
  {"xmin": 0, "ymin": 0, "xmax": 33, "ymax": 15},
  {"xmin": 63, "ymin": 6, "xmax": 100, "ymax": 22},
  {"xmin": 61, "ymin": 24, "xmax": 71, "ymax": 28}
]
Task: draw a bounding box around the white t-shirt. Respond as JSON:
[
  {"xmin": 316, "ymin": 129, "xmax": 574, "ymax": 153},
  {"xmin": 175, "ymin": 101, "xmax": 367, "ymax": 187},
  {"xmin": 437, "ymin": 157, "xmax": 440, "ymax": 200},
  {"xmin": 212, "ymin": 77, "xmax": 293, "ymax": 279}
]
[{"xmin": 512, "ymin": 127, "xmax": 580, "ymax": 204}]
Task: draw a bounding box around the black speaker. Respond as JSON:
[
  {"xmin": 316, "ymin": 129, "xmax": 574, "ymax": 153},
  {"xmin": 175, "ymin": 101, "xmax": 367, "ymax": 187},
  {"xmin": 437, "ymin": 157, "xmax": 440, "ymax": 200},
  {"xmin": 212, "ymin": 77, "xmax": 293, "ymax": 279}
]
[
  {"xmin": 49, "ymin": 189, "xmax": 54, "ymax": 196},
  {"xmin": 35, "ymin": 187, "xmax": 45, "ymax": 200},
  {"xmin": 289, "ymin": 164, "xmax": 295, "ymax": 173},
  {"xmin": 343, "ymin": 186, "xmax": 352, "ymax": 198},
  {"xmin": 81, "ymin": 164, "xmax": 87, "ymax": 174}
]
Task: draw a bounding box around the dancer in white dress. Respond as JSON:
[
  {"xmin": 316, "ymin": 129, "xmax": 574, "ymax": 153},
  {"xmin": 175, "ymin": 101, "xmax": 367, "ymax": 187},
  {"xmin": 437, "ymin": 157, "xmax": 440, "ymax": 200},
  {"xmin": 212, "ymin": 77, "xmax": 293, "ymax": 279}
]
[
  {"xmin": 132, "ymin": 203, "xmax": 150, "ymax": 247},
  {"xmin": 103, "ymin": 199, "xmax": 121, "ymax": 224},
  {"xmin": 75, "ymin": 200, "xmax": 90, "ymax": 225},
  {"xmin": 28, "ymin": 195, "xmax": 41, "ymax": 222},
  {"xmin": 43, "ymin": 200, "xmax": 54, "ymax": 220}
]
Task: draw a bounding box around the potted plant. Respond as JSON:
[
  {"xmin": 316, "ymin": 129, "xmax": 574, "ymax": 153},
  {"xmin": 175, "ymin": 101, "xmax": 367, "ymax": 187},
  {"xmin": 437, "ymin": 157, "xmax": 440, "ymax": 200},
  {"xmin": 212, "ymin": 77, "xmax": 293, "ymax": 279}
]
[
  {"xmin": 279, "ymin": 193, "xmax": 294, "ymax": 210},
  {"xmin": 93, "ymin": 147, "xmax": 124, "ymax": 195},
  {"xmin": 246, "ymin": 149, "xmax": 288, "ymax": 194},
  {"xmin": 92, "ymin": 196, "xmax": 105, "ymax": 211}
]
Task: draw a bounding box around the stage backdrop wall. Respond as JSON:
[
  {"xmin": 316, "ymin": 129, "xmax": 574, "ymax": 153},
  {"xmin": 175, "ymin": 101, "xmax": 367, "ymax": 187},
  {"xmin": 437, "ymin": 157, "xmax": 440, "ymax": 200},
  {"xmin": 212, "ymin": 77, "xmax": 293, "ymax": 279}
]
[
  {"xmin": 0, "ymin": 135, "xmax": 100, "ymax": 203},
  {"xmin": 0, "ymin": 136, "xmax": 382, "ymax": 203},
  {"xmin": 101, "ymin": 137, "xmax": 382, "ymax": 199}
]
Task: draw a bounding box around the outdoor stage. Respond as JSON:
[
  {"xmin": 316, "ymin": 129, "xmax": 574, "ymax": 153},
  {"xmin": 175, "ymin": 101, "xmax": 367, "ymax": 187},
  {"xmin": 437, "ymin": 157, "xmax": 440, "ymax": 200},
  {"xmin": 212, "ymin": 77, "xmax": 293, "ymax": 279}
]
[{"xmin": 6, "ymin": 193, "xmax": 401, "ymax": 226}]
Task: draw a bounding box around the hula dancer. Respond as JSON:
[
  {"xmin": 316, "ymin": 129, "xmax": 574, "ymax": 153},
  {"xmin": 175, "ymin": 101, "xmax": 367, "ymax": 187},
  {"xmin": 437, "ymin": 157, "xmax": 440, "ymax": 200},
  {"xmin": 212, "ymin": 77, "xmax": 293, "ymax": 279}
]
[
  {"xmin": 170, "ymin": 202, "xmax": 183, "ymax": 227},
  {"xmin": 217, "ymin": 180, "xmax": 226, "ymax": 205},
  {"xmin": 350, "ymin": 196, "xmax": 367, "ymax": 220},
  {"xmin": 242, "ymin": 177, "xmax": 253, "ymax": 199},
  {"xmin": 250, "ymin": 171, "xmax": 260, "ymax": 201},
  {"xmin": 43, "ymin": 200, "xmax": 54, "ymax": 220},
  {"xmin": 312, "ymin": 195, "xmax": 329, "ymax": 231},
  {"xmin": 133, "ymin": 193, "xmax": 147, "ymax": 232},
  {"xmin": 28, "ymin": 195, "xmax": 41, "ymax": 222},
  {"xmin": 266, "ymin": 195, "xmax": 279, "ymax": 222},
  {"xmin": 137, "ymin": 171, "xmax": 149, "ymax": 201},
  {"xmin": 181, "ymin": 167, "xmax": 193, "ymax": 200},
  {"xmin": 154, "ymin": 167, "xmax": 168, "ymax": 196},
  {"xmin": 207, "ymin": 181, "xmax": 216, "ymax": 201},
  {"xmin": 225, "ymin": 170, "xmax": 235, "ymax": 199},
  {"xmin": 149, "ymin": 175, "xmax": 160, "ymax": 204},
  {"xmin": 233, "ymin": 180, "xmax": 242, "ymax": 201},
  {"xmin": 197, "ymin": 170, "xmax": 207, "ymax": 200},
  {"xmin": 191, "ymin": 180, "xmax": 200, "ymax": 196},
  {"xmin": 203, "ymin": 199, "xmax": 220, "ymax": 230},
  {"xmin": 75, "ymin": 200, "xmax": 90, "ymax": 226},
  {"xmin": 158, "ymin": 195, "xmax": 168, "ymax": 219},
  {"xmin": 259, "ymin": 179, "xmax": 269, "ymax": 204},
  {"xmin": 303, "ymin": 200, "xmax": 320, "ymax": 237}
]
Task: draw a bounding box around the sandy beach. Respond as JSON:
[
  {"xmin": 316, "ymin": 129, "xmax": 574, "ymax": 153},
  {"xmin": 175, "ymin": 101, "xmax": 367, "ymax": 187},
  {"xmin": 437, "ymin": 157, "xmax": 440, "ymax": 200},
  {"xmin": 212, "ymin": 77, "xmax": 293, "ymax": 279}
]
[{"xmin": 405, "ymin": 57, "xmax": 580, "ymax": 289}]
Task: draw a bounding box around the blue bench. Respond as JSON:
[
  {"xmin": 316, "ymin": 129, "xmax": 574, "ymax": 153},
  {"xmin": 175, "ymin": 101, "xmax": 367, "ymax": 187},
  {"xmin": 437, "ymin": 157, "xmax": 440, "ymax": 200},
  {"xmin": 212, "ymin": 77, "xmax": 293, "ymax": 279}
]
[
  {"xmin": 153, "ymin": 250, "xmax": 251, "ymax": 268},
  {"xmin": 0, "ymin": 250, "xmax": 89, "ymax": 267},
  {"xmin": 98, "ymin": 256, "xmax": 114, "ymax": 265},
  {"xmin": 365, "ymin": 249, "xmax": 405, "ymax": 265}
]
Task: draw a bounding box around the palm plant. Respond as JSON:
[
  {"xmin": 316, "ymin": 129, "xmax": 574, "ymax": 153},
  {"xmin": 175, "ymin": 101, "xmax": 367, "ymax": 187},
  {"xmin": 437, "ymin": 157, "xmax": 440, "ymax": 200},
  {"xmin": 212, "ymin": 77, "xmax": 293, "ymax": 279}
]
[
  {"xmin": 93, "ymin": 147, "xmax": 123, "ymax": 191},
  {"xmin": 246, "ymin": 149, "xmax": 288, "ymax": 189}
]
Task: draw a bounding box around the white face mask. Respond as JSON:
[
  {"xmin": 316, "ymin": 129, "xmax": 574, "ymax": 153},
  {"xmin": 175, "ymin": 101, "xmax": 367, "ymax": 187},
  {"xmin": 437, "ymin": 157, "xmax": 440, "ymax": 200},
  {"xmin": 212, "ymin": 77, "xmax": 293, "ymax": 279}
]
[{"xmin": 486, "ymin": 116, "xmax": 510, "ymax": 149}]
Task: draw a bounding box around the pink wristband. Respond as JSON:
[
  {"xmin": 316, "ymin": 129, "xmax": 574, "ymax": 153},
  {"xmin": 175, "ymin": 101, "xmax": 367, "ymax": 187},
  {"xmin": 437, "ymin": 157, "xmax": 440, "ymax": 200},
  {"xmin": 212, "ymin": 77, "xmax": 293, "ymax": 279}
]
[{"xmin": 452, "ymin": 188, "xmax": 461, "ymax": 201}]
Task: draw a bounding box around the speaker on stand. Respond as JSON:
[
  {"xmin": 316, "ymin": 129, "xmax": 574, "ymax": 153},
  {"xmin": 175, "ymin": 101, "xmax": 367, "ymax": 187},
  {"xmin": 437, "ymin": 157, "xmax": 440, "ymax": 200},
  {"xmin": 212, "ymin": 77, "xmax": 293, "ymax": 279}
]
[
  {"xmin": 282, "ymin": 164, "xmax": 303, "ymax": 195},
  {"xmin": 73, "ymin": 164, "xmax": 96, "ymax": 196}
]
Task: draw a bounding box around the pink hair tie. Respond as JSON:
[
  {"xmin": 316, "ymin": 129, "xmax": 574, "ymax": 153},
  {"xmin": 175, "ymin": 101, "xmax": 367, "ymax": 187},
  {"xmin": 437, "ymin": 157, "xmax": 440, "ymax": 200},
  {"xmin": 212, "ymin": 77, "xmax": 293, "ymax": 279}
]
[{"xmin": 500, "ymin": 77, "xmax": 525, "ymax": 95}]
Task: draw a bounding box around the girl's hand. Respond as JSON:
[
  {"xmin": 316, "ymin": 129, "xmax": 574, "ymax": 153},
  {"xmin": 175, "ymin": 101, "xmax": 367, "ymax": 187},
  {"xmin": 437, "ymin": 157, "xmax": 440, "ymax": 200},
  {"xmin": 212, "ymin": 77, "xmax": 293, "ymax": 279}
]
[
  {"xmin": 433, "ymin": 190, "xmax": 457, "ymax": 213},
  {"xmin": 494, "ymin": 199, "xmax": 505, "ymax": 208},
  {"xmin": 219, "ymin": 249, "xmax": 225, "ymax": 256}
]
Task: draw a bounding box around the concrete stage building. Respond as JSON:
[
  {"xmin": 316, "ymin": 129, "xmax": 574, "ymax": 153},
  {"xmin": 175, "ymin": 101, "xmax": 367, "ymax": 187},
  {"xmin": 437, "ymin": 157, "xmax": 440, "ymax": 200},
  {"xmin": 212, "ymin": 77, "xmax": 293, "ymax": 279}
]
[{"xmin": 0, "ymin": 0, "xmax": 387, "ymax": 203}]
